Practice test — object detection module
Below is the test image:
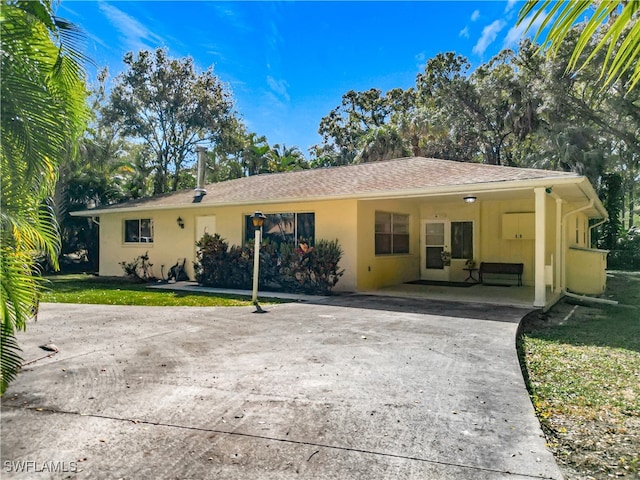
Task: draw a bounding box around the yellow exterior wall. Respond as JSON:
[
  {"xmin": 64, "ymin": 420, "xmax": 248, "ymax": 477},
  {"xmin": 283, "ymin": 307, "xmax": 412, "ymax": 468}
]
[
  {"xmin": 98, "ymin": 199, "xmax": 360, "ymax": 292},
  {"xmin": 97, "ymin": 191, "xmax": 597, "ymax": 295},
  {"xmin": 566, "ymin": 247, "xmax": 607, "ymax": 294},
  {"xmin": 478, "ymin": 196, "xmax": 558, "ymax": 286},
  {"xmin": 99, "ymin": 210, "xmax": 196, "ymax": 280},
  {"xmin": 563, "ymin": 208, "xmax": 607, "ymax": 294},
  {"xmin": 565, "ymin": 210, "xmax": 590, "ymax": 248},
  {"xmin": 420, "ymin": 200, "xmax": 481, "ymax": 282},
  {"xmin": 356, "ymin": 199, "xmax": 421, "ymax": 290}
]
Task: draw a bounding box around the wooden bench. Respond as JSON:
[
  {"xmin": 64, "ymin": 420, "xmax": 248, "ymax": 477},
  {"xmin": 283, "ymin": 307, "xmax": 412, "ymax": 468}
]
[{"xmin": 478, "ymin": 262, "xmax": 524, "ymax": 286}]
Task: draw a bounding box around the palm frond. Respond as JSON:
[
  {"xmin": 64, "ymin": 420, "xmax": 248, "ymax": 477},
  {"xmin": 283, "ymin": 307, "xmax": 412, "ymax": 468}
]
[
  {"xmin": 0, "ymin": 329, "xmax": 23, "ymax": 395},
  {"xmin": 518, "ymin": 1, "xmax": 640, "ymax": 90},
  {"xmin": 0, "ymin": 0, "xmax": 88, "ymax": 395}
]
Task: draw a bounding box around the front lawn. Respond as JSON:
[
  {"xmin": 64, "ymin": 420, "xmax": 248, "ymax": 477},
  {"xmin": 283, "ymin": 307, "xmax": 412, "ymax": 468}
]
[
  {"xmin": 519, "ymin": 272, "xmax": 640, "ymax": 478},
  {"xmin": 41, "ymin": 274, "xmax": 284, "ymax": 307}
]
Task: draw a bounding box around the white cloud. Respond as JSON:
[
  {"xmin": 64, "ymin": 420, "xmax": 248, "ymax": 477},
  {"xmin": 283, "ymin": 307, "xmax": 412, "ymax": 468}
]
[
  {"xmin": 459, "ymin": 26, "xmax": 470, "ymax": 38},
  {"xmin": 473, "ymin": 20, "xmax": 506, "ymax": 56},
  {"xmin": 99, "ymin": 3, "xmax": 164, "ymax": 52},
  {"xmin": 503, "ymin": 9, "xmax": 547, "ymax": 48},
  {"xmin": 505, "ymin": 0, "xmax": 518, "ymax": 13},
  {"xmin": 266, "ymin": 75, "xmax": 290, "ymax": 103},
  {"xmin": 213, "ymin": 4, "xmax": 251, "ymax": 32},
  {"xmin": 471, "ymin": 10, "xmax": 480, "ymax": 22}
]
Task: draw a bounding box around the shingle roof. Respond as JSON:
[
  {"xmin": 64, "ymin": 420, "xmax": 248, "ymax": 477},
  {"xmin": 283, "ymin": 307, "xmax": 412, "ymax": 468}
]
[{"xmin": 79, "ymin": 156, "xmax": 580, "ymax": 213}]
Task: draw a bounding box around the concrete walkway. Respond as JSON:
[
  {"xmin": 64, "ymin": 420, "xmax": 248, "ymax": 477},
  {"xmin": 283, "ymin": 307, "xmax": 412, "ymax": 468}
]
[{"xmin": 1, "ymin": 299, "xmax": 562, "ymax": 479}]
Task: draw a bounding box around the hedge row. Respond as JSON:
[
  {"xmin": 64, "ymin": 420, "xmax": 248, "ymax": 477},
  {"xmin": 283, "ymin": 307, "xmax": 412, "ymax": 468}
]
[{"xmin": 194, "ymin": 233, "xmax": 344, "ymax": 295}]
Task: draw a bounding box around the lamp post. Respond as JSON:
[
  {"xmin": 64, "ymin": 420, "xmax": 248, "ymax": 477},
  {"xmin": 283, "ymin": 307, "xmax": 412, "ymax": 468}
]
[{"xmin": 250, "ymin": 211, "xmax": 267, "ymax": 312}]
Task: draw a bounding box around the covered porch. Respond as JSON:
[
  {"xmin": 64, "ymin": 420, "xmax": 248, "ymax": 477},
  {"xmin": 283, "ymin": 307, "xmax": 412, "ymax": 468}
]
[{"xmin": 356, "ymin": 176, "xmax": 608, "ymax": 309}]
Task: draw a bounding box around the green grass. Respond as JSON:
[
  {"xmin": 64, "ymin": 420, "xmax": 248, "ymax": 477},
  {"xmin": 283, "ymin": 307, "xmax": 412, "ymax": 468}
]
[
  {"xmin": 520, "ymin": 272, "xmax": 640, "ymax": 477},
  {"xmin": 40, "ymin": 274, "xmax": 284, "ymax": 307}
]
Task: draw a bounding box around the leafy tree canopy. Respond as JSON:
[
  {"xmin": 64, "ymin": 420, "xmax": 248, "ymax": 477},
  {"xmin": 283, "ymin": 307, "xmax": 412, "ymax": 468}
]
[{"xmin": 105, "ymin": 48, "xmax": 236, "ymax": 194}]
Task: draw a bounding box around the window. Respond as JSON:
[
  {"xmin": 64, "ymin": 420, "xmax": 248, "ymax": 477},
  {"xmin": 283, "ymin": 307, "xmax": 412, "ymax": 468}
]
[
  {"xmin": 244, "ymin": 212, "xmax": 315, "ymax": 246},
  {"xmin": 451, "ymin": 221, "xmax": 473, "ymax": 259},
  {"xmin": 375, "ymin": 212, "xmax": 410, "ymax": 255},
  {"xmin": 124, "ymin": 219, "xmax": 153, "ymax": 243}
]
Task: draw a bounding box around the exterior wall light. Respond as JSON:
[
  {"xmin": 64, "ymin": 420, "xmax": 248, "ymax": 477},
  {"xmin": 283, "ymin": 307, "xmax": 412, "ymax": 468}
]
[
  {"xmin": 177, "ymin": 217, "xmax": 185, "ymax": 229},
  {"xmin": 463, "ymin": 196, "xmax": 477, "ymax": 203},
  {"xmin": 250, "ymin": 211, "xmax": 267, "ymax": 313}
]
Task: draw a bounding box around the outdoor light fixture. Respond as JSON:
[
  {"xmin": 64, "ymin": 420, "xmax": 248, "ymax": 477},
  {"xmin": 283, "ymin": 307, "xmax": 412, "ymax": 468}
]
[
  {"xmin": 250, "ymin": 211, "xmax": 267, "ymax": 313},
  {"xmin": 251, "ymin": 211, "xmax": 266, "ymax": 229},
  {"xmin": 177, "ymin": 217, "xmax": 185, "ymax": 229},
  {"xmin": 463, "ymin": 196, "xmax": 477, "ymax": 203}
]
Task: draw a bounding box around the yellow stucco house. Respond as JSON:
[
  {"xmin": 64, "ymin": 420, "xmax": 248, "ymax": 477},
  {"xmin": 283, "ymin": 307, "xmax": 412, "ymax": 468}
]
[{"xmin": 73, "ymin": 156, "xmax": 608, "ymax": 308}]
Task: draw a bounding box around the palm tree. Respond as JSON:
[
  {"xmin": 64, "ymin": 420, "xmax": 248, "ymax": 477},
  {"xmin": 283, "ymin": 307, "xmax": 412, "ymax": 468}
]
[
  {"xmin": 268, "ymin": 144, "xmax": 308, "ymax": 172},
  {"xmin": 518, "ymin": 1, "xmax": 640, "ymax": 90},
  {"xmin": 241, "ymin": 133, "xmax": 270, "ymax": 176},
  {"xmin": 1, "ymin": 0, "xmax": 88, "ymax": 394}
]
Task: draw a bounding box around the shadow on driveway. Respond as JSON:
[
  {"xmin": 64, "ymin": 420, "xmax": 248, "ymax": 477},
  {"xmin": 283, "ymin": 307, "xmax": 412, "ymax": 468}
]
[{"xmin": 313, "ymin": 294, "xmax": 534, "ymax": 323}]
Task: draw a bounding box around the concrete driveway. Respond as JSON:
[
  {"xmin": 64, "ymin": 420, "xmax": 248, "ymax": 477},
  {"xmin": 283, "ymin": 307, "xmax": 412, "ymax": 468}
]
[{"xmin": 1, "ymin": 297, "xmax": 562, "ymax": 479}]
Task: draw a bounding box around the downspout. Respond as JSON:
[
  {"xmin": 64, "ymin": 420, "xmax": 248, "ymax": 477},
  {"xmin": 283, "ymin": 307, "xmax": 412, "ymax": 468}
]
[
  {"xmin": 544, "ymin": 289, "xmax": 618, "ymax": 313},
  {"xmin": 588, "ymin": 218, "xmax": 607, "ymax": 246},
  {"xmin": 562, "ymin": 291, "xmax": 618, "ymax": 306},
  {"xmin": 561, "ymin": 199, "xmax": 594, "ymax": 292},
  {"xmin": 544, "ymin": 203, "xmax": 614, "ymax": 313},
  {"xmin": 91, "ymin": 216, "xmax": 100, "ymax": 226}
]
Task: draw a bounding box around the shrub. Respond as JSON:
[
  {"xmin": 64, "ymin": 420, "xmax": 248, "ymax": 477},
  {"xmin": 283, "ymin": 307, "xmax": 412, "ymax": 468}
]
[
  {"xmin": 195, "ymin": 235, "xmax": 344, "ymax": 294},
  {"xmin": 279, "ymin": 240, "xmax": 344, "ymax": 294},
  {"xmin": 120, "ymin": 251, "xmax": 156, "ymax": 281},
  {"xmin": 607, "ymin": 226, "xmax": 640, "ymax": 271},
  {"xmin": 194, "ymin": 233, "xmax": 229, "ymax": 286}
]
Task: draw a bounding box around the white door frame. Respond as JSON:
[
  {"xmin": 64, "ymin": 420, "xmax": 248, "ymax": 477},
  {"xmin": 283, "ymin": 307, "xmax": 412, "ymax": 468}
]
[{"xmin": 421, "ymin": 219, "xmax": 450, "ymax": 281}]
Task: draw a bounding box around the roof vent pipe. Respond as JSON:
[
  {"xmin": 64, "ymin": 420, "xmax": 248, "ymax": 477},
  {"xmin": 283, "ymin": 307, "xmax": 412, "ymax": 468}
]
[{"xmin": 194, "ymin": 146, "xmax": 207, "ymax": 198}]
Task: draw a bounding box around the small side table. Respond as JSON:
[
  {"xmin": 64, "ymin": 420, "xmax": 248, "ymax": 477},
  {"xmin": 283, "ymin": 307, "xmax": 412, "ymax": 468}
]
[{"xmin": 463, "ymin": 267, "xmax": 479, "ymax": 283}]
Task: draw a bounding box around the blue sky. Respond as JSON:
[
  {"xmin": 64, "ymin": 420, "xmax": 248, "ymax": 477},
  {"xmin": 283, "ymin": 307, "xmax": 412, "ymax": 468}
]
[{"xmin": 59, "ymin": 1, "xmax": 541, "ymax": 155}]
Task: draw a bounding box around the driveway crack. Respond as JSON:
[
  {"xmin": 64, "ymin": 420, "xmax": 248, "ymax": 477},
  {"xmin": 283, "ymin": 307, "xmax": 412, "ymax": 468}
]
[{"xmin": 3, "ymin": 404, "xmax": 557, "ymax": 479}]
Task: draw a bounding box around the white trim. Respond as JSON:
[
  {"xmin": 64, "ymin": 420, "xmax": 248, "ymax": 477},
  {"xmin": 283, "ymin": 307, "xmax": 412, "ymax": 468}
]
[
  {"xmin": 420, "ymin": 219, "xmax": 450, "ymax": 281},
  {"xmin": 534, "ymin": 187, "xmax": 546, "ymax": 307},
  {"xmin": 555, "ymin": 198, "xmax": 563, "ymax": 293}
]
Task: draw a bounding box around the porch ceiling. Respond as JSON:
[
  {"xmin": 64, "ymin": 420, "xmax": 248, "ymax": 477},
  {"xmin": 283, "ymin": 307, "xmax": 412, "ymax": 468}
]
[{"xmin": 361, "ymin": 178, "xmax": 604, "ymax": 218}]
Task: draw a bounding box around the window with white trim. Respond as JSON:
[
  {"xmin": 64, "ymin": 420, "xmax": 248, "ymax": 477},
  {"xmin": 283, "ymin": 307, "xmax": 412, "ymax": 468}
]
[
  {"xmin": 375, "ymin": 212, "xmax": 410, "ymax": 255},
  {"xmin": 124, "ymin": 219, "xmax": 154, "ymax": 243}
]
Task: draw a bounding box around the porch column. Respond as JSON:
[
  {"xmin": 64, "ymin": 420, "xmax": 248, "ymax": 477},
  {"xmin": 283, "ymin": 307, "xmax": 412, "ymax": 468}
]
[
  {"xmin": 534, "ymin": 187, "xmax": 546, "ymax": 307},
  {"xmin": 555, "ymin": 198, "xmax": 563, "ymax": 293}
]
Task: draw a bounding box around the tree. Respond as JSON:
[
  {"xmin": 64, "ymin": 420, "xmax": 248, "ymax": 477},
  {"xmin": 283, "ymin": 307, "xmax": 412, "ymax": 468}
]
[
  {"xmin": 356, "ymin": 125, "xmax": 410, "ymax": 163},
  {"xmin": 518, "ymin": 1, "xmax": 640, "ymax": 90},
  {"xmin": 416, "ymin": 50, "xmax": 541, "ymax": 166},
  {"xmin": 56, "ymin": 69, "xmax": 136, "ymax": 269},
  {"xmin": 240, "ymin": 133, "xmax": 271, "ymax": 176},
  {"xmin": 1, "ymin": 0, "xmax": 88, "ymax": 393},
  {"xmin": 268, "ymin": 144, "xmax": 308, "ymax": 172},
  {"xmin": 313, "ymin": 88, "xmax": 412, "ymax": 165},
  {"xmin": 106, "ymin": 48, "xmax": 235, "ymax": 194}
]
